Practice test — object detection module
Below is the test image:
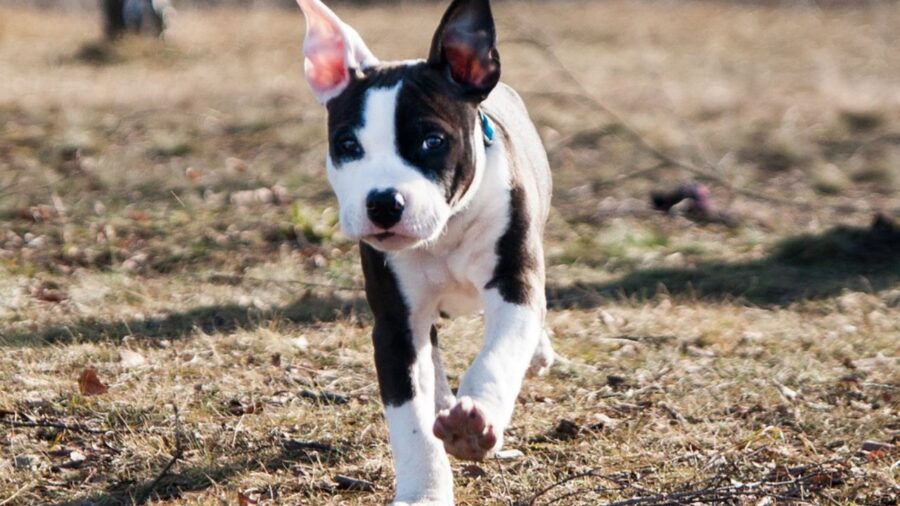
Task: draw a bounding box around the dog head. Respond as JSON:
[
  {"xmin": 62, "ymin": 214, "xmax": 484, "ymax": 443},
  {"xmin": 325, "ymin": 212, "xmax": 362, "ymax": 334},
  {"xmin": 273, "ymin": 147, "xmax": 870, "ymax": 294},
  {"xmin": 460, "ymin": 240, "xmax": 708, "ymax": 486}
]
[{"xmin": 296, "ymin": 0, "xmax": 500, "ymax": 251}]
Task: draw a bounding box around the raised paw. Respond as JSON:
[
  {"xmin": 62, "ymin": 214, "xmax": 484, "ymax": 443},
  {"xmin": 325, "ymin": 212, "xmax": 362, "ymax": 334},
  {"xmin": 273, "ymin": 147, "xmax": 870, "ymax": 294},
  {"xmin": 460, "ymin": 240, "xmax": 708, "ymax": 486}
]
[{"xmin": 432, "ymin": 396, "xmax": 499, "ymax": 461}]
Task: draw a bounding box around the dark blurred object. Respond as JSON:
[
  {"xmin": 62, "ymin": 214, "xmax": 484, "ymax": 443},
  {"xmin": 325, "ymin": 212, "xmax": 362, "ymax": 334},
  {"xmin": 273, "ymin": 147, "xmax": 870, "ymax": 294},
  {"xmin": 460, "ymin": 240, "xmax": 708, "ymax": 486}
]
[
  {"xmin": 651, "ymin": 182, "xmax": 713, "ymax": 215},
  {"xmin": 651, "ymin": 182, "xmax": 737, "ymax": 226},
  {"xmin": 102, "ymin": 0, "xmax": 171, "ymax": 40}
]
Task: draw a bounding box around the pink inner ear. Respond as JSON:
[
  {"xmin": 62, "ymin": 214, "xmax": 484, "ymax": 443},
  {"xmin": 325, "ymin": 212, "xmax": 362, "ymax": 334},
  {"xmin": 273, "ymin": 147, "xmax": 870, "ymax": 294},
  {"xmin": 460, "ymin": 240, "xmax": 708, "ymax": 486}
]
[
  {"xmin": 444, "ymin": 39, "xmax": 495, "ymax": 89},
  {"xmin": 305, "ymin": 41, "xmax": 349, "ymax": 95},
  {"xmin": 299, "ymin": 0, "xmax": 355, "ymax": 100}
]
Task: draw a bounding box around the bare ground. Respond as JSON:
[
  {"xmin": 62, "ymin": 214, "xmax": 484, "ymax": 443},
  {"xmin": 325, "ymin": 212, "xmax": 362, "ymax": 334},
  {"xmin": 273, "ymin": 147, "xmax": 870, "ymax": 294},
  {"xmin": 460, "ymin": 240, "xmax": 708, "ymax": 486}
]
[{"xmin": 1, "ymin": 1, "xmax": 898, "ymax": 504}]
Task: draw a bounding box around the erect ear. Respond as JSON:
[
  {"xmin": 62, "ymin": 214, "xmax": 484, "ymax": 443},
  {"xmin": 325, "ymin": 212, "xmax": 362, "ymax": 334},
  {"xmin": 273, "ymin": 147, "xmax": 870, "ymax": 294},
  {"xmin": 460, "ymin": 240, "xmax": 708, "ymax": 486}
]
[
  {"xmin": 296, "ymin": 0, "xmax": 378, "ymax": 104},
  {"xmin": 427, "ymin": 0, "xmax": 500, "ymax": 100}
]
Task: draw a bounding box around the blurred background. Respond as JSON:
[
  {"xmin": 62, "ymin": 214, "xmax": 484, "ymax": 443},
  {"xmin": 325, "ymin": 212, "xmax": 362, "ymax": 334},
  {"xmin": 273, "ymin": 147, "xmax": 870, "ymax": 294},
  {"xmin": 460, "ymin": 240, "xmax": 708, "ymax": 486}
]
[{"xmin": 1, "ymin": 1, "xmax": 898, "ymax": 505}]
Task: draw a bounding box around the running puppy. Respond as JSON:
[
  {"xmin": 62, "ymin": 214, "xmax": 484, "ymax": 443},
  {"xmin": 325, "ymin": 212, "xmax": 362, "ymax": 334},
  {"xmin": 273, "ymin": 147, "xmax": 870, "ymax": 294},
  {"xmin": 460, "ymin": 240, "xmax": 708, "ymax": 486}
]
[{"xmin": 295, "ymin": 0, "xmax": 553, "ymax": 503}]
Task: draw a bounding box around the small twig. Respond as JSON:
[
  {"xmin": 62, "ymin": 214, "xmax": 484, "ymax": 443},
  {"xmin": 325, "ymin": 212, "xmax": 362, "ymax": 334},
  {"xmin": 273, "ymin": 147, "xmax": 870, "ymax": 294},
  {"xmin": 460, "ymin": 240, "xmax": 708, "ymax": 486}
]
[
  {"xmin": 524, "ymin": 470, "xmax": 601, "ymax": 506},
  {"xmin": 282, "ymin": 439, "xmax": 342, "ymax": 456},
  {"xmin": 657, "ymin": 402, "xmax": 688, "ymax": 424},
  {"xmin": 0, "ymin": 417, "xmax": 105, "ymax": 434},
  {"xmin": 139, "ymin": 404, "xmax": 183, "ymax": 504},
  {"xmin": 0, "ymin": 480, "xmax": 34, "ymax": 506},
  {"xmin": 203, "ymin": 272, "xmax": 363, "ymax": 292},
  {"xmin": 493, "ymin": 458, "xmax": 513, "ymax": 506}
]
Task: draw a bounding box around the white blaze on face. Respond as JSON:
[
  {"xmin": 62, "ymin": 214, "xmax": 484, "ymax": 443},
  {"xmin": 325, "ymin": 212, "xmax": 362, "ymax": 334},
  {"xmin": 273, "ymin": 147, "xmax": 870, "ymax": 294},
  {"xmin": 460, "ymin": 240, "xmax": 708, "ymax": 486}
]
[{"xmin": 326, "ymin": 83, "xmax": 451, "ymax": 251}]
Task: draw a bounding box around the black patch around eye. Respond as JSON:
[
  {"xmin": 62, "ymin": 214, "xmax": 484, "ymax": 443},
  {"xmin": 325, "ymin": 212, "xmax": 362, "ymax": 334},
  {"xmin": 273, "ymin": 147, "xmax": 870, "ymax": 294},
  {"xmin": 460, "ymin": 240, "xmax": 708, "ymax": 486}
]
[
  {"xmin": 322, "ymin": 62, "xmax": 478, "ymax": 204},
  {"xmin": 394, "ymin": 64, "xmax": 478, "ymax": 205},
  {"xmin": 332, "ymin": 133, "xmax": 364, "ymax": 164}
]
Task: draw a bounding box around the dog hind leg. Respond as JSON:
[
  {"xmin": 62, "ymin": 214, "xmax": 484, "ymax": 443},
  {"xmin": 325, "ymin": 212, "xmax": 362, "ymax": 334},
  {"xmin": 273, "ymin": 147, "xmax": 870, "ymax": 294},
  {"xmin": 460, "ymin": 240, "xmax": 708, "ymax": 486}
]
[
  {"xmin": 527, "ymin": 328, "xmax": 554, "ymax": 377},
  {"xmin": 431, "ymin": 326, "xmax": 456, "ymax": 413}
]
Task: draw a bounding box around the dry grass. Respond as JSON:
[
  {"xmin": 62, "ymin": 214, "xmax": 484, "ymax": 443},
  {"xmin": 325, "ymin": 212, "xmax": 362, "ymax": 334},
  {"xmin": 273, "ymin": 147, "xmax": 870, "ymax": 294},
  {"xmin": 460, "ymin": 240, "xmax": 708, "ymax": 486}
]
[{"xmin": 1, "ymin": 1, "xmax": 899, "ymax": 504}]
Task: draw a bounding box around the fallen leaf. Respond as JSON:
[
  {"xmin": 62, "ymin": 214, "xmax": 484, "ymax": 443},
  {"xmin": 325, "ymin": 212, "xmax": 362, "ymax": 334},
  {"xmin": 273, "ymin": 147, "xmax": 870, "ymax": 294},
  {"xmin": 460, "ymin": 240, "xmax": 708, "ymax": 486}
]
[
  {"xmin": 126, "ymin": 209, "xmax": 149, "ymax": 221},
  {"xmin": 237, "ymin": 491, "xmax": 258, "ymax": 506},
  {"xmin": 31, "ymin": 282, "xmax": 68, "ymax": 303},
  {"xmin": 77, "ymin": 368, "xmax": 108, "ymax": 396},
  {"xmin": 226, "ymin": 157, "xmax": 247, "ymax": 173},
  {"xmin": 185, "ymin": 167, "xmax": 204, "ymax": 182},
  {"xmin": 866, "ymin": 449, "xmax": 888, "ymax": 462},
  {"xmin": 16, "ymin": 205, "xmax": 58, "ymax": 222}
]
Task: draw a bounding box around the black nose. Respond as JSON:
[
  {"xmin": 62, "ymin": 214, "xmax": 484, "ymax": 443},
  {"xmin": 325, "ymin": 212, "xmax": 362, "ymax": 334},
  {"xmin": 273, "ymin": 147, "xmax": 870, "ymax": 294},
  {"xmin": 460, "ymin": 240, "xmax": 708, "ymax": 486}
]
[{"xmin": 366, "ymin": 189, "xmax": 405, "ymax": 229}]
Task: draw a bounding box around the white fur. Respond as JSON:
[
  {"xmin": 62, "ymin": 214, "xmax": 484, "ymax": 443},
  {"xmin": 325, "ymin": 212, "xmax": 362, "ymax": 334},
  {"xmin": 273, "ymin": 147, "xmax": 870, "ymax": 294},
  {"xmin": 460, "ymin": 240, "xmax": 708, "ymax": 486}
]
[
  {"xmin": 384, "ymin": 363, "xmax": 453, "ymax": 503},
  {"xmin": 327, "ymin": 85, "xmax": 452, "ymax": 251},
  {"xmin": 456, "ymin": 290, "xmax": 542, "ymax": 439}
]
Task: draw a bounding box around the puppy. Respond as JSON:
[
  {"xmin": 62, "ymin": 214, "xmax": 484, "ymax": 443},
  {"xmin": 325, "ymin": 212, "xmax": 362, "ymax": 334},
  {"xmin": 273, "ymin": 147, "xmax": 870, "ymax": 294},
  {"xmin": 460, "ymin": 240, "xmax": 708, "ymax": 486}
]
[{"xmin": 295, "ymin": 0, "xmax": 553, "ymax": 503}]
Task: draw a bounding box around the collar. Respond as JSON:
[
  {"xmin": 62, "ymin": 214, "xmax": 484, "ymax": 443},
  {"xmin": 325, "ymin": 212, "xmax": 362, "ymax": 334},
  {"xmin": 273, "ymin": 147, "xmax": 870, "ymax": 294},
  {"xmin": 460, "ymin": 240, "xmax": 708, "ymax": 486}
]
[{"xmin": 478, "ymin": 109, "xmax": 495, "ymax": 146}]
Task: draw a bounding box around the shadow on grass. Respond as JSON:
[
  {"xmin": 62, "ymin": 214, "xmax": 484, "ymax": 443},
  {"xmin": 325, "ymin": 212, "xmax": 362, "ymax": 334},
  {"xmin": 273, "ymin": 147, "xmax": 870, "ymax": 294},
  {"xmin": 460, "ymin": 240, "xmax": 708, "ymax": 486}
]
[
  {"xmin": 52, "ymin": 440, "xmax": 347, "ymax": 506},
  {"xmin": 549, "ymin": 215, "xmax": 900, "ymax": 308},
  {"xmin": 3, "ymin": 290, "xmax": 366, "ymax": 347}
]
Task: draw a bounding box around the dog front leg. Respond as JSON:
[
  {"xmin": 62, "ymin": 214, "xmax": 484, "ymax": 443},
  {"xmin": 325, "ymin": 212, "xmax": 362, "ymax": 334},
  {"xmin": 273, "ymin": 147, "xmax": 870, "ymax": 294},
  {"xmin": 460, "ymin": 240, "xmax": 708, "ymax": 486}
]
[
  {"xmin": 434, "ymin": 288, "xmax": 543, "ymax": 461},
  {"xmin": 362, "ymin": 245, "xmax": 453, "ymax": 505}
]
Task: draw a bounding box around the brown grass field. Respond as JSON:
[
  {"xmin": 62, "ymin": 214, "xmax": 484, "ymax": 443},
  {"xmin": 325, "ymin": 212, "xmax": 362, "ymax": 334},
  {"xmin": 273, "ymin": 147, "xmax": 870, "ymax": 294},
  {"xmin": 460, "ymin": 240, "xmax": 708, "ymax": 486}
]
[{"xmin": 1, "ymin": 1, "xmax": 899, "ymax": 504}]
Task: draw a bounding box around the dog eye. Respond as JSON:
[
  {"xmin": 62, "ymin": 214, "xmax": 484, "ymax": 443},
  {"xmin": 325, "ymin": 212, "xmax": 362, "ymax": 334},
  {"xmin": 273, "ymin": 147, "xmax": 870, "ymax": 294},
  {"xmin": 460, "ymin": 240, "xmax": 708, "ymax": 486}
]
[
  {"xmin": 336, "ymin": 136, "xmax": 363, "ymax": 157},
  {"xmin": 421, "ymin": 133, "xmax": 446, "ymax": 152}
]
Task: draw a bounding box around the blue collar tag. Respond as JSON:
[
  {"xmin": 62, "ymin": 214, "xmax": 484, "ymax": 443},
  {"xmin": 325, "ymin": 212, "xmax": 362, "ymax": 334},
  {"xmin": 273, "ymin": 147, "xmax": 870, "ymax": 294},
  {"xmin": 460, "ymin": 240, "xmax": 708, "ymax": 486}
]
[{"xmin": 479, "ymin": 109, "xmax": 495, "ymax": 146}]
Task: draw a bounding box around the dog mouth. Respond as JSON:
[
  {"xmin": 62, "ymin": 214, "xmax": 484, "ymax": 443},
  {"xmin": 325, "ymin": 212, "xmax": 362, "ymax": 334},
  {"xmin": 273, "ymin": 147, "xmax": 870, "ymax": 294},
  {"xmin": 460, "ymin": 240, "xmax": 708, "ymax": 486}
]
[{"xmin": 362, "ymin": 230, "xmax": 423, "ymax": 251}]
